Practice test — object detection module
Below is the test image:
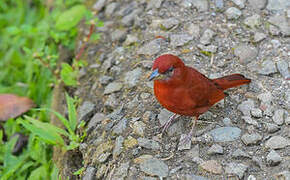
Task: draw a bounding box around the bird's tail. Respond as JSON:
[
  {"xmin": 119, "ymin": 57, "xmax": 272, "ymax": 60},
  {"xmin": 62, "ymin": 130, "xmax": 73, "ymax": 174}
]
[{"xmin": 212, "ymin": 74, "xmax": 251, "ymax": 90}]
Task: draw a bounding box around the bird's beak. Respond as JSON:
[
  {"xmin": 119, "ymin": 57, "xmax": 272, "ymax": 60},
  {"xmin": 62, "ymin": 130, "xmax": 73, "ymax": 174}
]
[{"xmin": 149, "ymin": 69, "xmax": 159, "ymax": 81}]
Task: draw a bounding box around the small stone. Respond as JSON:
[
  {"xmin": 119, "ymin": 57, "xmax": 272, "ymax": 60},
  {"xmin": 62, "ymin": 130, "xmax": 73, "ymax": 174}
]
[
  {"xmin": 140, "ymin": 92, "xmax": 150, "ymax": 100},
  {"xmin": 93, "ymin": 0, "xmax": 106, "ymax": 11},
  {"xmin": 97, "ymin": 152, "xmax": 111, "ymax": 163},
  {"xmin": 257, "ymin": 92, "xmax": 273, "ymax": 104},
  {"xmin": 272, "ymin": 109, "xmax": 285, "ymax": 125},
  {"xmin": 147, "ymin": 0, "xmax": 163, "ymax": 9},
  {"xmin": 207, "ymin": 144, "xmax": 223, "ymax": 155},
  {"xmin": 285, "ymin": 116, "xmax": 290, "ymax": 125},
  {"xmin": 248, "ymin": 0, "xmax": 267, "ymax": 9},
  {"xmin": 244, "ymin": 14, "xmax": 261, "ymax": 29},
  {"xmin": 234, "ymin": 45, "xmax": 258, "ymax": 64},
  {"xmin": 225, "ymin": 163, "xmax": 248, "ymax": 179},
  {"xmin": 253, "ymin": 32, "xmax": 266, "ymax": 43},
  {"xmin": 96, "ymin": 164, "xmax": 107, "ymax": 179},
  {"xmin": 247, "ymin": 175, "xmax": 257, "ymax": 180},
  {"xmin": 258, "ymin": 59, "xmax": 277, "ymax": 75},
  {"xmin": 184, "ymin": 174, "xmax": 209, "ymax": 180},
  {"xmin": 178, "ymin": 134, "xmax": 191, "ymax": 150},
  {"xmin": 266, "ymin": 150, "xmax": 282, "ymax": 166},
  {"xmin": 160, "ymin": 18, "xmax": 180, "ymax": 29},
  {"xmin": 124, "ymin": 68, "xmax": 142, "ymax": 88},
  {"xmin": 133, "ymin": 121, "xmax": 146, "ymax": 137},
  {"xmin": 121, "ymin": 9, "xmax": 141, "ymax": 27},
  {"xmin": 78, "ymin": 101, "xmax": 95, "ymax": 122},
  {"xmin": 277, "ymin": 60, "xmax": 290, "ymax": 79},
  {"xmin": 112, "ymin": 118, "xmax": 128, "ymax": 135},
  {"xmin": 241, "ymin": 133, "xmax": 262, "ymax": 145},
  {"xmin": 158, "ymin": 109, "xmax": 184, "ymax": 136},
  {"xmin": 186, "ymin": 23, "xmax": 200, "ymax": 38},
  {"xmin": 99, "ymin": 75, "xmax": 113, "ymax": 85},
  {"xmin": 200, "ymin": 29, "xmax": 215, "ymax": 45},
  {"xmin": 271, "ymin": 39, "xmax": 281, "ymax": 49},
  {"xmin": 104, "ymin": 94, "xmax": 119, "ymax": 108},
  {"xmin": 274, "ymin": 171, "xmax": 290, "ymax": 180},
  {"xmin": 197, "ymin": 44, "xmax": 217, "ymax": 53},
  {"xmin": 242, "ymin": 116, "xmax": 258, "ymax": 127},
  {"xmin": 170, "ymin": 33, "xmax": 193, "ymax": 47},
  {"xmin": 112, "ymin": 162, "xmax": 130, "ymax": 179},
  {"xmin": 134, "ymin": 154, "xmax": 153, "ymax": 164},
  {"xmin": 237, "ymin": 99, "xmax": 255, "ymax": 116},
  {"xmin": 87, "ymin": 113, "xmax": 106, "ymax": 130},
  {"xmin": 138, "ymin": 38, "xmax": 166, "ymax": 56},
  {"xmin": 140, "ymin": 158, "xmax": 169, "ymax": 177},
  {"xmin": 111, "ymin": 29, "xmax": 127, "ymax": 42},
  {"xmin": 268, "ymin": 15, "xmax": 290, "ymax": 36},
  {"xmin": 83, "ymin": 167, "xmax": 97, "ymax": 180},
  {"xmin": 250, "ymin": 108, "xmax": 263, "ymax": 118},
  {"xmin": 124, "ymin": 34, "xmax": 138, "ymax": 45},
  {"xmin": 113, "ymin": 136, "xmax": 124, "ymax": 158},
  {"xmin": 232, "ymin": 149, "xmax": 251, "ymax": 158},
  {"xmin": 124, "ymin": 136, "xmax": 138, "ymax": 149},
  {"xmin": 105, "ymin": 2, "xmax": 119, "ymax": 17},
  {"xmin": 215, "ymin": 0, "xmax": 224, "ymax": 9},
  {"xmin": 209, "ymin": 127, "xmax": 241, "ymax": 142},
  {"xmin": 137, "ymin": 137, "xmax": 161, "ymax": 150},
  {"xmin": 183, "ymin": 0, "xmax": 209, "ymax": 12},
  {"xmin": 225, "ymin": 7, "xmax": 242, "ymax": 20},
  {"xmin": 104, "ymin": 82, "xmax": 123, "ymax": 95},
  {"xmin": 265, "ymin": 136, "xmax": 290, "ymax": 149},
  {"xmin": 266, "ymin": 0, "xmax": 290, "ymax": 11},
  {"xmin": 264, "ymin": 123, "xmax": 280, "ymax": 133},
  {"xmin": 268, "ymin": 24, "xmax": 281, "ymax": 36},
  {"xmin": 200, "ymin": 160, "xmax": 223, "ymax": 174},
  {"xmin": 231, "ymin": 0, "xmax": 246, "ymax": 8},
  {"xmin": 186, "ymin": 144, "xmax": 200, "ymax": 158},
  {"xmin": 223, "ymin": 117, "xmax": 232, "ymax": 126}
]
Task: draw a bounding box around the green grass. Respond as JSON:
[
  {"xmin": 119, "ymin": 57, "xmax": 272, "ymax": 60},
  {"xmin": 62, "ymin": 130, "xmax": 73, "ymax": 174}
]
[{"xmin": 0, "ymin": 0, "xmax": 99, "ymax": 179}]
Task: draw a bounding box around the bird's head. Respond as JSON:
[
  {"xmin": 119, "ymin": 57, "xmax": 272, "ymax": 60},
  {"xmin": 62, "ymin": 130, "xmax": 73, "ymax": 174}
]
[{"xmin": 149, "ymin": 54, "xmax": 185, "ymax": 81}]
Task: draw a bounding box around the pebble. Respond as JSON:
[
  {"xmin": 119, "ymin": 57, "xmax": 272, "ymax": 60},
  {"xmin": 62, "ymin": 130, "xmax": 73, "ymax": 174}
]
[
  {"xmin": 266, "ymin": 0, "xmax": 290, "ymax": 11},
  {"xmin": 232, "ymin": 149, "xmax": 251, "ymax": 158},
  {"xmin": 87, "ymin": 113, "xmax": 106, "ymax": 130},
  {"xmin": 242, "ymin": 116, "xmax": 258, "ymax": 127},
  {"xmin": 200, "ymin": 29, "xmax": 215, "ymax": 45},
  {"xmin": 83, "ymin": 167, "xmax": 97, "ymax": 180},
  {"xmin": 209, "ymin": 127, "xmax": 241, "ymax": 142},
  {"xmin": 146, "ymin": 0, "xmax": 163, "ymax": 10},
  {"xmin": 207, "ymin": 144, "xmax": 224, "ymax": 155},
  {"xmin": 160, "ymin": 17, "xmax": 180, "ymax": 30},
  {"xmin": 253, "ymin": 32, "xmax": 266, "ymax": 43},
  {"xmin": 78, "ymin": 101, "xmax": 95, "ymax": 122},
  {"xmin": 103, "ymin": 82, "xmax": 123, "ymax": 95},
  {"xmin": 244, "ymin": 14, "xmax": 261, "ymax": 29},
  {"xmin": 96, "ymin": 152, "xmax": 111, "ymax": 163},
  {"xmin": 258, "ymin": 59, "xmax": 277, "ymax": 75},
  {"xmin": 223, "ymin": 117, "xmax": 232, "ymax": 126},
  {"xmin": 178, "ymin": 134, "xmax": 191, "ymax": 150},
  {"xmin": 257, "ymin": 92, "xmax": 273, "ymax": 104},
  {"xmin": 140, "ymin": 158, "xmax": 169, "ymax": 177},
  {"xmin": 187, "ymin": 0, "xmax": 209, "ymax": 12},
  {"xmin": 134, "ymin": 154, "xmax": 153, "ymax": 164},
  {"xmin": 286, "ymin": 116, "xmax": 290, "ymax": 125},
  {"xmin": 268, "ymin": 15, "xmax": 290, "ymax": 36},
  {"xmin": 247, "ymin": 175, "xmax": 257, "ymax": 180},
  {"xmin": 225, "ymin": 7, "xmax": 242, "ymax": 20},
  {"xmin": 186, "ymin": 23, "xmax": 200, "ymax": 38},
  {"xmin": 276, "ymin": 60, "xmax": 290, "ymax": 79},
  {"xmin": 186, "ymin": 144, "xmax": 200, "ymax": 158},
  {"xmin": 231, "ymin": 0, "xmax": 246, "ymax": 8},
  {"xmin": 237, "ymin": 99, "xmax": 255, "ymax": 116},
  {"xmin": 99, "ymin": 75, "xmax": 113, "ymax": 85},
  {"xmin": 137, "ymin": 137, "xmax": 161, "ymax": 150},
  {"xmin": 184, "ymin": 174, "xmax": 209, "ymax": 180},
  {"xmin": 112, "ymin": 118, "xmax": 128, "ymax": 135},
  {"xmin": 124, "ymin": 34, "xmax": 138, "ymax": 45},
  {"xmin": 96, "ymin": 164, "xmax": 107, "ymax": 179},
  {"xmin": 265, "ymin": 136, "xmax": 290, "ymax": 149},
  {"xmin": 241, "ymin": 133, "xmax": 262, "ymax": 145},
  {"xmin": 93, "ymin": 0, "xmax": 106, "ymax": 11},
  {"xmin": 124, "ymin": 68, "xmax": 142, "ymax": 88},
  {"xmin": 105, "ymin": 2, "xmax": 120, "ymax": 17},
  {"xmin": 121, "ymin": 9, "xmax": 142, "ymax": 27},
  {"xmin": 250, "ymin": 108, "xmax": 263, "ymax": 118},
  {"xmin": 112, "ymin": 162, "xmax": 130, "ymax": 179},
  {"xmin": 274, "ymin": 171, "xmax": 290, "ymax": 180},
  {"xmin": 104, "ymin": 94, "xmax": 119, "ymax": 108},
  {"xmin": 225, "ymin": 163, "xmax": 248, "ymax": 179},
  {"xmin": 234, "ymin": 45, "xmax": 258, "ymax": 64},
  {"xmin": 158, "ymin": 109, "xmax": 184, "ymax": 136},
  {"xmin": 111, "ymin": 29, "xmax": 127, "ymax": 42},
  {"xmin": 113, "ymin": 136, "xmax": 124, "ymax": 158},
  {"xmin": 137, "ymin": 38, "xmax": 166, "ymax": 56},
  {"xmin": 133, "ymin": 121, "xmax": 146, "ymax": 137},
  {"xmin": 170, "ymin": 33, "xmax": 194, "ymax": 47},
  {"xmin": 124, "ymin": 136, "xmax": 138, "ymax": 149},
  {"xmin": 264, "ymin": 123, "xmax": 280, "ymax": 133},
  {"xmin": 272, "ymin": 109, "xmax": 285, "ymax": 125},
  {"xmin": 266, "ymin": 150, "xmax": 282, "ymax": 166},
  {"xmin": 248, "ymin": 0, "xmax": 267, "ymax": 10},
  {"xmin": 200, "ymin": 160, "xmax": 223, "ymax": 174}
]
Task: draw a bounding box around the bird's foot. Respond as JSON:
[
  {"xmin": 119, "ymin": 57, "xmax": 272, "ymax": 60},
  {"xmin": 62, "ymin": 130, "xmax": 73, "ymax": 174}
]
[{"xmin": 160, "ymin": 114, "xmax": 178, "ymax": 134}]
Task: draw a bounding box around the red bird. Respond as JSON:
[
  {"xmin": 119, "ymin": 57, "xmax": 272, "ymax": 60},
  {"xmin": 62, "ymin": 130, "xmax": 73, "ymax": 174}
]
[{"xmin": 149, "ymin": 54, "xmax": 251, "ymax": 140}]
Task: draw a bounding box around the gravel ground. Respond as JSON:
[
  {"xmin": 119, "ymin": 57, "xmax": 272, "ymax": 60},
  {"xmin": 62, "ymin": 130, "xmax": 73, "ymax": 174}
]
[{"xmin": 74, "ymin": 0, "xmax": 290, "ymax": 179}]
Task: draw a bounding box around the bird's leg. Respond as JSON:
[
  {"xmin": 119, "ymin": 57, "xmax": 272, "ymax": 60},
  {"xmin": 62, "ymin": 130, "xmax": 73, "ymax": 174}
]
[
  {"xmin": 224, "ymin": 92, "xmax": 229, "ymax": 108},
  {"xmin": 161, "ymin": 114, "xmax": 178, "ymax": 134},
  {"xmin": 181, "ymin": 116, "xmax": 198, "ymax": 144}
]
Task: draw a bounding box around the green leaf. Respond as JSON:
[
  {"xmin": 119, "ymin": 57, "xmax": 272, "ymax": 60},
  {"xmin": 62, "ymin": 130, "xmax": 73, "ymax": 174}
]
[
  {"xmin": 60, "ymin": 63, "xmax": 78, "ymax": 86},
  {"xmin": 73, "ymin": 167, "xmax": 85, "ymax": 175},
  {"xmin": 28, "ymin": 166, "xmax": 47, "ymax": 180},
  {"xmin": 65, "ymin": 93, "xmax": 77, "ymax": 132},
  {"xmin": 55, "ymin": 5, "xmax": 87, "ymax": 31}
]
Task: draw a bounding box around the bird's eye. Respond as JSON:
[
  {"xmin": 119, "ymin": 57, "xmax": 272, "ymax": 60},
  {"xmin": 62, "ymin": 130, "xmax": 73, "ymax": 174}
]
[{"xmin": 168, "ymin": 67, "xmax": 174, "ymax": 72}]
